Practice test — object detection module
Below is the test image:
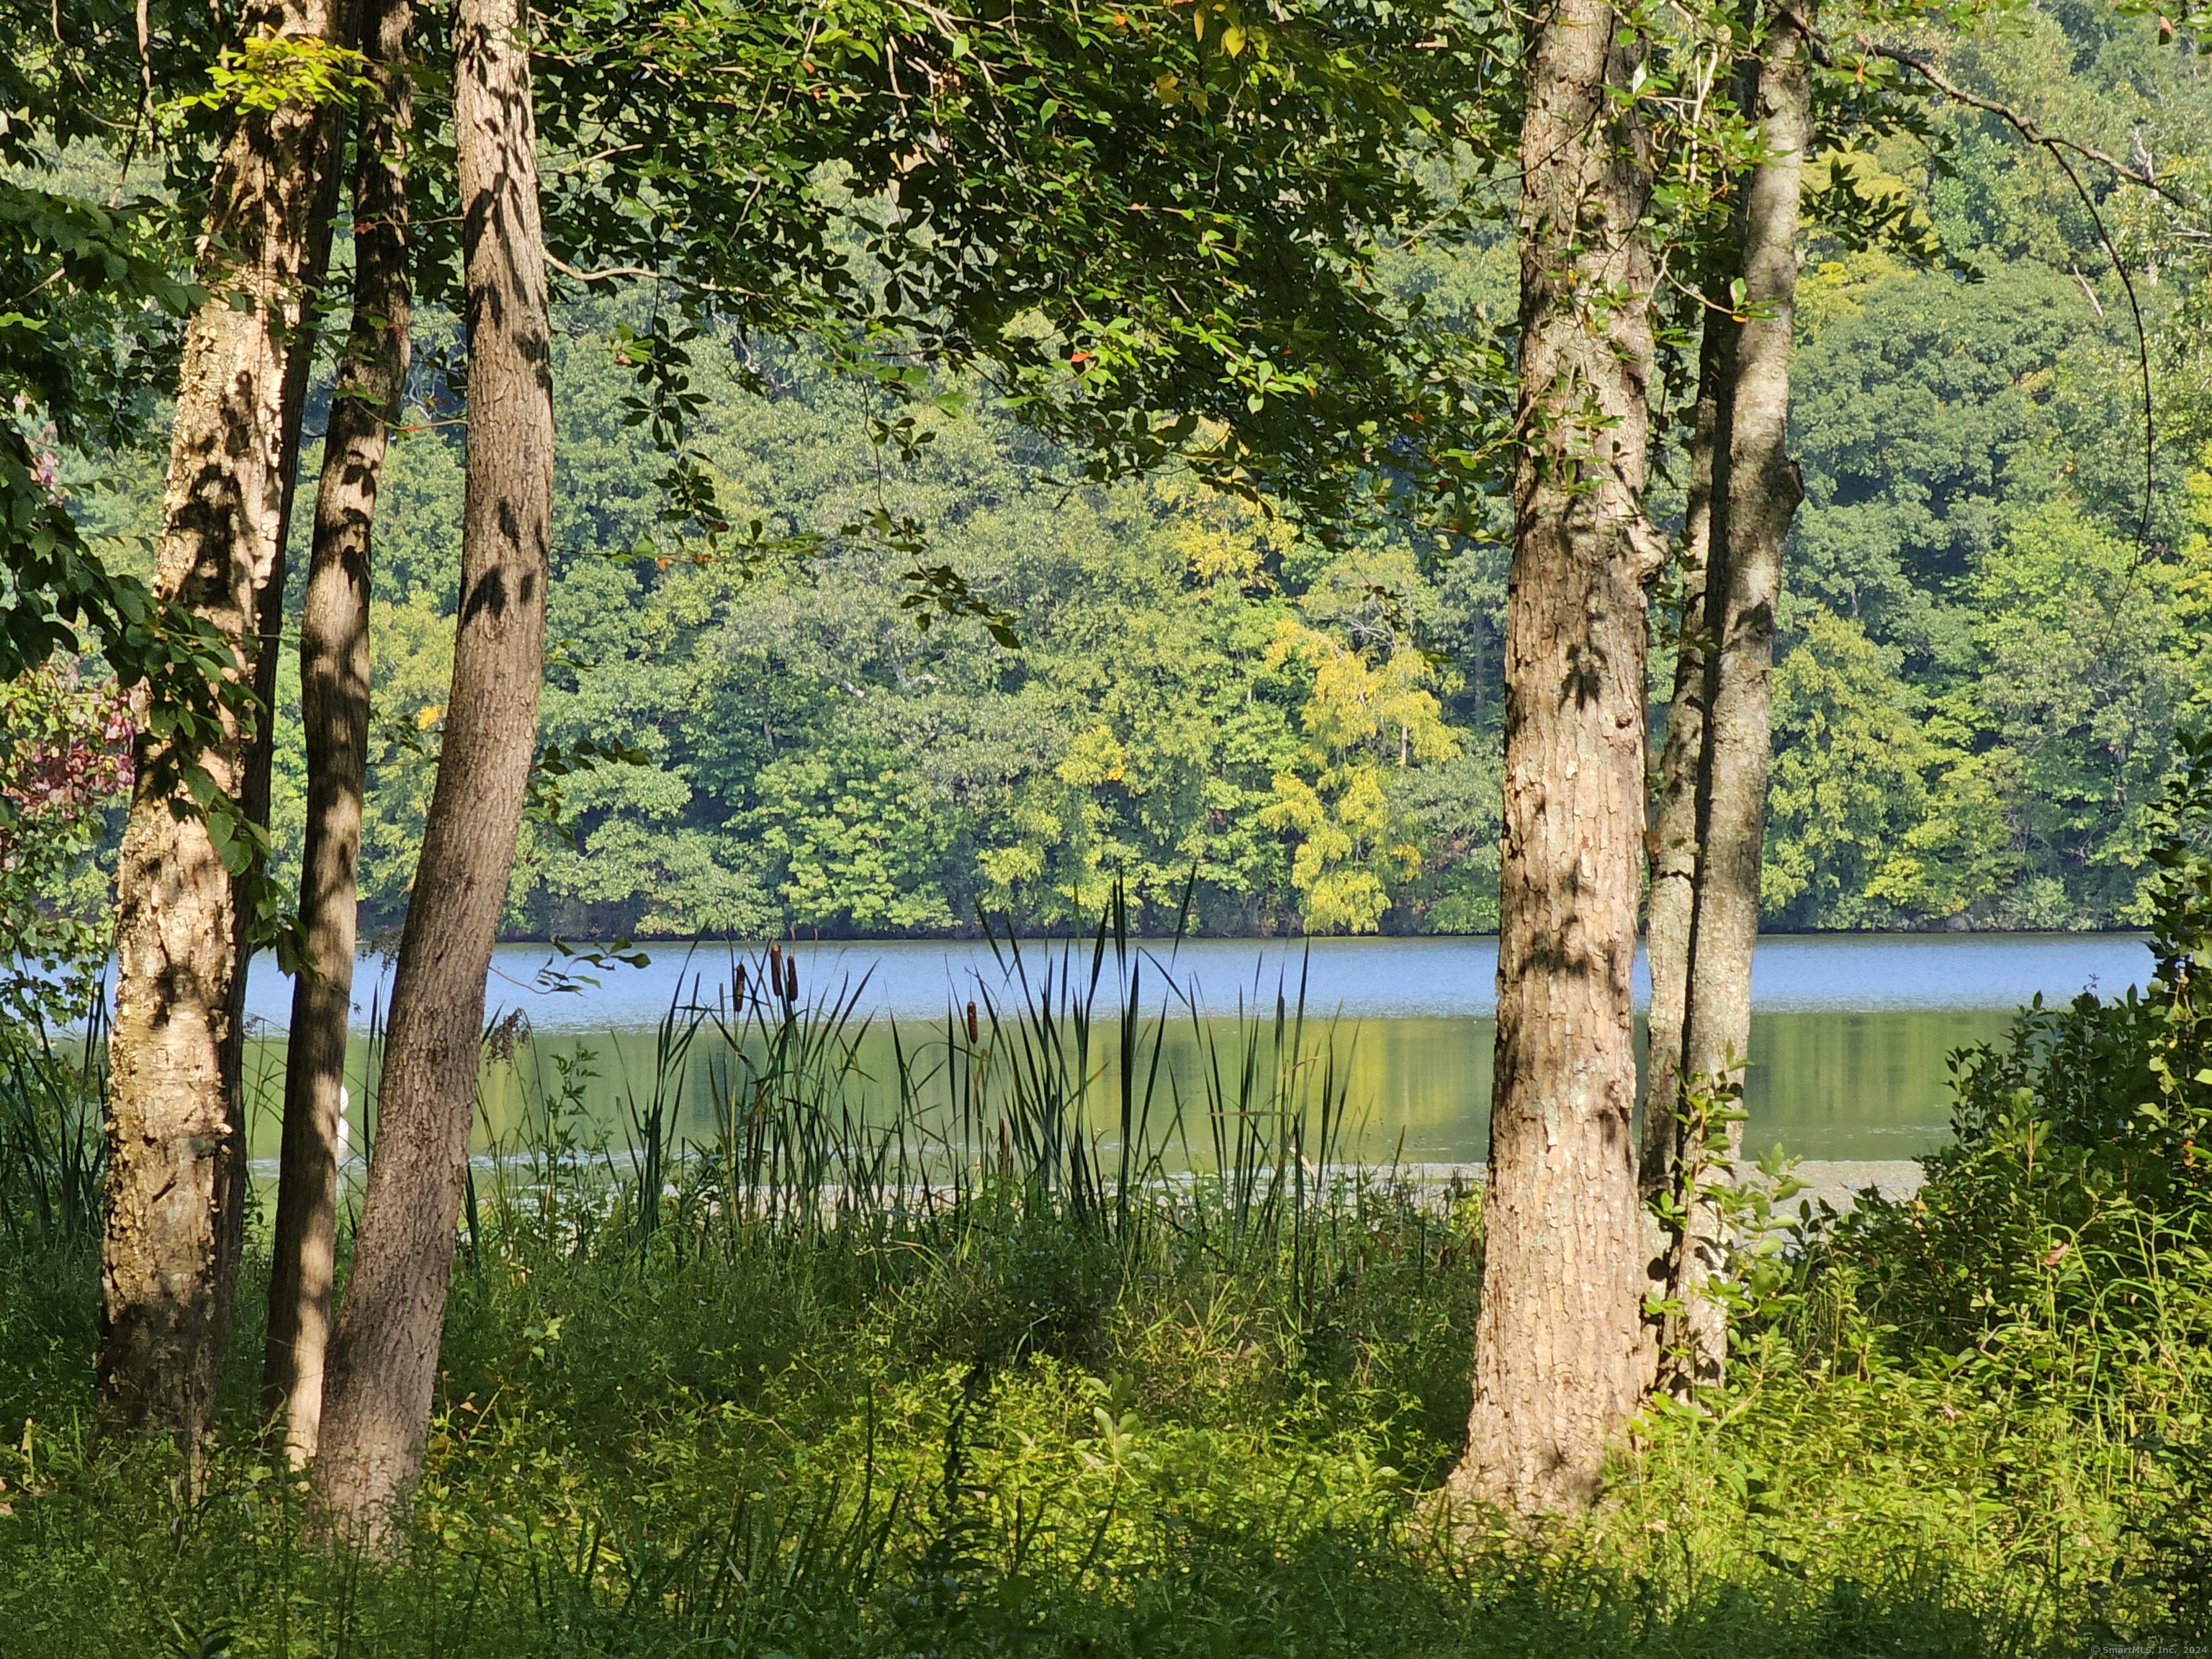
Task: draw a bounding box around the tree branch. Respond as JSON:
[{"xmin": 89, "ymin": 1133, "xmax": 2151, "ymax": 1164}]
[
  {"xmin": 1776, "ymin": 9, "xmax": 2193, "ymax": 210},
  {"xmin": 544, "ymin": 253, "xmax": 664, "ymax": 284},
  {"xmin": 1862, "ymin": 40, "xmax": 2189, "ymax": 208},
  {"xmin": 1776, "ymin": 9, "xmax": 2201, "ymax": 544}
]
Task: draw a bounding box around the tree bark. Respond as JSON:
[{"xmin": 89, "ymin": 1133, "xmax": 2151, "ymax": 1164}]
[
  {"xmin": 99, "ymin": 0, "xmax": 346, "ymax": 1442},
  {"xmin": 215, "ymin": 16, "xmax": 355, "ymax": 1351},
  {"xmin": 1447, "ymin": 0, "xmax": 1662, "ymax": 1517},
  {"xmin": 262, "ymin": 0, "xmax": 413, "ymax": 1467},
  {"xmin": 1642, "ymin": 311, "xmax": 1731, "ymax": 1198},
  {"xmin": 1663, "ymin": 0, "xmax": 1814, "ymax": 1390},
  {"xmin": 313, "ymin": 0, "xmax": 550, "ymax": 1545}
]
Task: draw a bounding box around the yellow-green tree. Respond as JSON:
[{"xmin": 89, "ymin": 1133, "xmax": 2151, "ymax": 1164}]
[
  {"xmin": 976, "ymin": 725, "xmax": 1131, "ymax": 920},
  {"xmin": 1260, "ymin": 614, "xmax": 1457, "ymax": 932}
]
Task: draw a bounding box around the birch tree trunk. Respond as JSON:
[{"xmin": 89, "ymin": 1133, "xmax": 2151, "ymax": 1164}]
[
  {"xmin": 262, "ymin": 0, "xmax": 413, "ymax": 1467},
  {"xmin": 1447, "ymin": 0, "xmax": 1663, "ymax": 1516},
  {"xmin": 1664, "ymin": 0, "xmax": 1815, "ymax": 1389},
  {"xmin": 313, "ymin": 0, "xmax": 551, "ymax": 1544},
  {"xmin": 99, "ymin": 0, "xmax": 345, "ymax": 1441}
]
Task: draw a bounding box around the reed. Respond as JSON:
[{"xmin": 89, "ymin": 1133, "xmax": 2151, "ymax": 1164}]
[
  {"xmin": 0, "ymin": 981, "xmax": 105, "ymax": 1248},
  {"xmin": 457, "ymin": 889, "xmax": 1380, "ymax": 1299}
]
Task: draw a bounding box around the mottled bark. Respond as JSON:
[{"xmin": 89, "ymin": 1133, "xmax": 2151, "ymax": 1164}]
[
  {"xmin": 1663, "ymin": 1, "xmax": 1815, "ymax": 1390},
  {"xmin": 262, "ymin": 0, "xmax": 413, "ymax": 1467},
  {"xmin": 215, "ymin": 20, "xmax": 353, "ymax": 1343},
  {"xmin": 99, "ymin": 0, "xmax": 345, "ymax": 1442},
  {"xmin": 314, "ymin": 0, "xmax": 551, "ymax": 1545},
  {"xmin": 1447, "ymin": 0, "xmax": 1662, "ymax": 1517}
]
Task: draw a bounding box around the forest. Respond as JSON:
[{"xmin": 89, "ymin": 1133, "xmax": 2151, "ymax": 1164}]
[
  {"xmin": 4, "ymin": 0, "xmax": 2212, "ymax": 1651},
  {"xmin": 28, "ymin": 0, "xmax": 2212, "ymax": 943}
]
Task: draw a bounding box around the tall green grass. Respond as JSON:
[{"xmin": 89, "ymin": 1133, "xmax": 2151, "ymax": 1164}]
[
  {"xmin": 478, "ymin": 907, "xmax": 1378, "ymax": 1282},
  {"xmin": 0, "ymin": 981, "xmax": 104, "ymax": 1249}
]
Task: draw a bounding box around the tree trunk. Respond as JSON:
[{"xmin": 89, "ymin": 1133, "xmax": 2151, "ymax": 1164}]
[
  {"xmin": 1663, "ymin": 0, "xmax": 1815, "ymax": 1390},
  {"xmin": 1447, "ymin": 0, "xmax": 1662, "ymax": 1517},
  {"xmin": 313, "ymin": 0, "xmax": 551, "ymax": 1545},
  {"xmin": 215, "ymin": 19, "xmax": 354, "ymax": 1354},
  {"xmin": 1642, "ymin": 311, "xmax": 1731, "ymax": 1198},
  {"xmin": 262, "ymin": 0, "xmax": 413, "ymax": 1467},
  {"xmin": 99, "ymin": 0, "xmax": 346, "ymax": 1442}
]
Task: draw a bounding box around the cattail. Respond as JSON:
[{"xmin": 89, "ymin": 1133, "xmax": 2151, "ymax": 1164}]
[
  {"xmin": 784, "ymin": 954, "xmax": 799, "ymax": 1003},
  {"xmin": 733, "ymin": 963, "xmax": 747, "ymax": 1006},
  {"xmin": 965, "ymin": 1000, "xmax": 979, "ymax": 1045}
]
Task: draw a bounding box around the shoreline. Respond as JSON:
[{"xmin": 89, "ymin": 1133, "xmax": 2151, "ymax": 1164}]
[{"xmin": 246, "ymin": 1155, "xmax": 1930, "ymax": 1215}]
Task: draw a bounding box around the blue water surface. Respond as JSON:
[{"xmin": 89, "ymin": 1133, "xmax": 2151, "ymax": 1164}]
[{"xmin": 240, "ymin": 930, "xmax": 2155, "ymax": 1032}]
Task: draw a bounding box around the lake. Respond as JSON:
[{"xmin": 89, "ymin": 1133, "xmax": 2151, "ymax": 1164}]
[{"xmin": 233, "ymin": 932, "xmax": 2154, "ymax": 1169}]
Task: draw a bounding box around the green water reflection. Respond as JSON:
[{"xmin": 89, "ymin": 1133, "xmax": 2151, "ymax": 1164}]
[{"xmin": 242, "ymin": 1006, "xmax": 2012, "ymax": 1169}]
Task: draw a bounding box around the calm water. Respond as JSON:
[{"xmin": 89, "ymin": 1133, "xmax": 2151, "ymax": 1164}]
[{"xmin": 233, "ymin": 932, "xmax": 2153, "ymax": 1166}]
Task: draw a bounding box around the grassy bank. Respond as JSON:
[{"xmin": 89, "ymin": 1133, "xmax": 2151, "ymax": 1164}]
[
  {"xmin": 0, "ymin": 1185, "xmax": 2088, "ymax": 1658},
  {"xmin": 1, "ymin": 1157, "xmax": 2200, "ymax": 1653},
  {"xmin": 3, "ymin": 927, "xmax": 2208, "ymax": 1655}
]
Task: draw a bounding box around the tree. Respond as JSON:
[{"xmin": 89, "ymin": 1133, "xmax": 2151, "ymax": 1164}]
[
  {"xmin": 1761, "ymin": 608, "xmax": 2004, "ymax": 925},
  {"xmin": 312, "ymin": 0, "xmax": 553, "ymax": 1542},
  {"xmin": 0, "ymin": 0, "xmax": 210, "ymax": 684},
  {"xmin": 1650, "ymin": 0, "xmax": 1816, "ymax": 1391},
  {"xmin": 97, "ymin": 0, "xmax": 351, "ymax": 1440},
  {"xmin": 1446, "ymin": 0, "xmax": 1663, "ymax": 1516},
  {"xmin": 222, "ymin": 41, "xmax": 353, "ymax": 1417},
  {"xmin": 1646, "ymin": 0, "xmax": 2206, "ymax": 1391},
  {"xmin": 1972, "ymin": 498, "xmax": 2186, "ymax": 920},
  {"xmin": 1644, "ymin": 315, "xmax": 1730, "ymax": 1212},
  {"xmin": 269, "ymin": 0, "xmax": 1497, "ymax": 1529},
  {"xmin": 261, "ymin": 0, "xmax": 414, "ymax": 1465},
  {"xmin": 1788, "ymin": 258, "xmax": 2087, "ymax": 663},
  {"xmin": 1260, "ymin": 611, "xmax": 1459, "ymax": 932}
]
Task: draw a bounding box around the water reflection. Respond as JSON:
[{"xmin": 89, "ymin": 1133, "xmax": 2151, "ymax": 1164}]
[
  {"xmin": 240, "ymin": 1002, "xmax": 2023, "ymax": 1168},
  {"xmin": 234, "ymin": 932, "xmax": 2144, "ymax": 1168}
]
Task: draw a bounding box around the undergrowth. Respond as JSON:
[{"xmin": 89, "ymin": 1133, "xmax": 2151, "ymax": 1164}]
[
  {"xmin": 0, "ymin": 1185, "xmax": 2072, "ymax": 1659},
  {"xmin": 12, "ymin": 788, "xmax": 2212, "ymax": 1652}
]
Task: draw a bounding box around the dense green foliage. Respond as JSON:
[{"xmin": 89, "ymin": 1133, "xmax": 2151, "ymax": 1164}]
[
  {"xmin": 0, "ymin": 1194, "xmax": 2062, "ymax": 1659},
  {"xmin": 243, "ymin": 10, "xmax": 2212, "ymax": 935},
  {"xmin": 9, "ymin": 20, "xmax": 2208, "ymax": 946},
  {"xmin": 14, "ymin": 1, "xmax": 2206, "ymax": 940},
  {"xmin": 14, "ymin": 0, "xmax": 2212, "ymax": 1645},
  {"xmin": 1748, "ymin": 1, "xmax": 2212, "ymax": 930},
  {"xmin": 316, "ymin": 344, "xmax": 1504, "ymax": 940},
  {"xmin": 12, "ymin": 0, "xmax": 1516, "ymax": 941},
  {"xmin": 0, "ymin": 0, "xmax": 206, "ymax": 679},
  {"xmin": 1763, "ymin": 729, "xmax": 2212, "ymax": 1637}
]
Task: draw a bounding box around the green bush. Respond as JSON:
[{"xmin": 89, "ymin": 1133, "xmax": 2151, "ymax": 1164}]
[{"xmin": 1771, "ymin": 732, "xmax": 2212, "ymax": 1640}]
